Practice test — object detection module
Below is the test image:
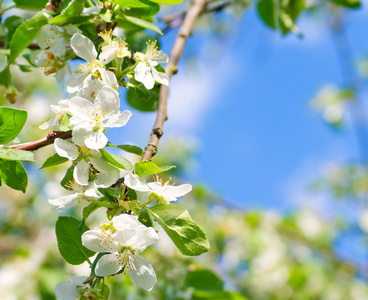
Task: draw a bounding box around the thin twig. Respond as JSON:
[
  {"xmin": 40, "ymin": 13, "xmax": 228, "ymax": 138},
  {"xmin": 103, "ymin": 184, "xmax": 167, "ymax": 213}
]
[
  {"xmin": 141, "ymin": 0, "xmax": 211, "ymax": 161},
  {"xmin": 9, "ymin": 130, "xmax": 72, "ymax": 151}
]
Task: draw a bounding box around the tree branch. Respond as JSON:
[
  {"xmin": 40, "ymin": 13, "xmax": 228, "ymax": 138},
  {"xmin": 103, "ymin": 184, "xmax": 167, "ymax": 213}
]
[
  {"xmin": 141, "ymin": 0, "xmax": 210, "ymax": 161},
  {"xmin": 9, "ymin": 130, "xmax": 72, "ymax": 151}
]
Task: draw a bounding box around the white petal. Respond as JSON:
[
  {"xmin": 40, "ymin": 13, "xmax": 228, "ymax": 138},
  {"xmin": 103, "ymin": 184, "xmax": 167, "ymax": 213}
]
[
  {"xmin": 105, "ymin": 110, "xmax": 132, "ymax": 128},
  {"xmin": 135, "ymin": 62, "xmax": 154, "ymax": 90},
  {"xmin": 84, "ymin": 183, "xmax": 101, "ymax": 199},
  {"xmin": 70, "ymin": 33, "xmax": 97, "ymax": 63},
  {"xmin": 54, "ymin": 138, "xmax": 79, "ymax": 160},
  {"xmin": 112, "ymin": 214, "xmax": 139, "ymax": 230},
  {"xmin": 39, "ymin": 116, "xmax": 59, "ymax": 130},
  {"xmin": 151, "ymin": 65, "xmax": 169, "ymax": 86},
  {"xmin": 55, "ymin": 280, "xmax": 80, "ymax": 300},
  {"xmin": 51, "ymin": 39, "xmax": 66, "ymax": 57},
  {"xmin": 95, "ymin": 253, "xmax": 122, "ymax": 277},
  {"xmin": 74, "ymin": 160, "xmax": 90, "ymax": 186},
  {"xmin": 64, "ymin": 276, "xmax": 88, "ymax": 286},
  {"xmin": 90, "ymin": 157, "xmax": 119, "ymax": 187},
  {"xmin": 65, "ymin": 73, "xmax": 90, "ymax": 93},
  {"xmin": 99, "ymin": 46, "xmax": 118, "ymax": 65},
  {"xmin": 83, "ymin": 6, "xmax": 102, "ymax": 15},
  {"xmin": 94, "ymin": 86, "xmax": 120, "ymax": 113},
  {"xmin": 0, "ymin": 53, "xmax": 7, "ymax": 73},
  {"xmin": 56, "ymin": 66, "xmax": 66, "ymax": 83},
  {"xmin": 68, "ymin": 96, "xmax": 95, "ymax": 123},
  {"xmin": 82, "ymin": 229, "xmax": 120, "ymax": 253},
  {"xmin": 84, "ymin": 130, "xmax": 108, "ymax": 150},
  {"xmin": 99, "ymin": 69, "xmax": 118, "ymax": 89},
  {"xmin": 147, "ymin": 182, "xmax": 162, "ymax": 194},
  {"xmin": 164, "ymin": 184, "xmax": 192, "ymax": 201},
  {"xmin": 156, "ymin": 53, "xmax": 169, "ymax": 64},
  {"xmin": 128, "ymin": 255, "xmax": 157, "ymax": 291},
  {"xmin": 124, "ymin": 173, "xmax": 151, "ymax": 192},
  {"xmin": 133, "ymin": 227, "xmax": 159, "ymax": 252},
  {"xmin": 71, "ymin": 121, "xmax": 94, "ymax": 146},
  {"xmin": 48, "ymin": 193, "xmax": 78, "ymax": 210}
]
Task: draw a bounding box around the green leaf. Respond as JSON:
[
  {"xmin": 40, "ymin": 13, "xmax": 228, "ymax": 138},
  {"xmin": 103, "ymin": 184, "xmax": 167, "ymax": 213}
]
[
  {"xmin": 18, "ymin": 64, "xmax": 33, "ymax": 72},
  {"xmin": 0, "ymin": 149, "xmax": 34, "ymax": 161},
  {"xmin": 147, "ymin": 204, "xmax": 210, "ymax": 256},
  {"xmin": 0, "ymin": 159, "xmax": 28, "ymax": 192},
  {"xmin": 99, "ymin": 148, "xmax": 132, "ymax": 170},
  {"xmin": 107, "ymin": 143, "xmax": 143, "ymax": 156},
  {"xmin": 124, "ymin": 0, "xmax": 160, "ymax": 17},
  {"xmin": 0, "ymin": 107, "xmax": 27, "ymax": 144},
  {"xmin": 4, "ymin": 16, "xmax": 25, "ymax": 45},
  {"xmin": 138, "ymin": 208, "xmax": 155, "ymax": 228},
  {"xmin": 192, "ymin": 291, "xmax": 248, "ymax": 300},
  {"xmin": 59, "ymin": 114, "xmax": 73, "ymax": 132},
  {"xmin": 9, "ymin": 12, "xmax": 48, "ymax": 64},
  {"xmin": 257, "ymin": 0, "xmax": 305, "ymax": 35},
  {"xmin": 40, "ymin": 153, "xmax": 69, "ymax": 169},
  {"xmin": 0, "ymin": 67, "xmax": 11, "ymax": 88},
  {"xmin": 83, "ymin": 203, "xmax": 99, "ymax": 220},
  {"xmin": 114, "ymin": 0, "xmax": 149, "ymax": 8},
  {"xmin": 126, "ymin": 85, "xmax": 160, "ymax": 112},
  {"xmin": 100, "ymin": 9, "xmax": 115, "ymax": 22},
  {"xmin": 14, "ymin": 0, "xmax": 49, "ymax": 10},
  {"xmin": 148, "ymin": 0, "xmax": 183, "ymax": 4},
  {"xmin": 49, "ymin": 0, "xmax": 86, "ymax": 25},
  {"xmin": 330, "ymin": 0, "xmax": 361, "ymax": 8},
  {"xmin": 185, "ymin": 269, "xmax": 224, "ymax": 292},
  {"xmin": 122, "ymin": 15, "xmax": 162, "ymax": 34},
  {"xmin": 134, "ymin": 161, "xmax": 175, "ymax": 176},
  {"xmin": 60, "ymin": 165, "xmax": 74, "ymax": 189},
  {"xmin": 55, "ymin": 216, "xmax": 95, "ymax": 265}
]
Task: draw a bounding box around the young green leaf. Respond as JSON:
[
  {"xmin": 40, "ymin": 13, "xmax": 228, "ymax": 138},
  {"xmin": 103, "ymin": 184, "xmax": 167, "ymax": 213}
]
[
  {"xmin": 55, "ymin": 216, "xmax": 95, "ymax": 265},
  {"xmin": 99, "ymin": 148, "xmax": 132, "ymax": 170},
  {"xmin": 0, "ymin": 67, "xmax": 11, "ymax": 88},
  {"xmin": 138, "ymin": 208, "xmax": 155, "ymax": 228},
  {"xmin": 192, "ymin": 291, "xmax": 248, "ymax": 300},
  {"xmin": 9, "ymin": 12, "xmax": 48, "ymax": 64},
  {"xmin": 60, "ymin": 165, "xmax": 74, "ymax": 189},
  {"xmin": 49, "ymin": 0, "xmax": 86, "ymax": 25},
  {"xmin": 134, "ymin": 161, "xmax": 175, "ymax": 176},
  {"xmin": 147, "ymin": 204, "xmax": 210, "ymax": 256},
  {"xmin": 83, "ymin": 203, "xmax": 99, "ymax": 220},
  {"xmin": 114, "ymin": 0, "xmax": 149, "ymax": 8},
  {"xmin": 126, "ymin": 85, "xmax": 160, "ymax": 112},
  {"xmin": 40, "ymin": 153, "xmax": 69, "ymax": 169},
  {"xmin": 0, "ymin": 149, "xmax": 34, "ymax": 161},
  {"xmin": 330, "ymin": 0, "xmax": 361, "ymax": 8},
  {"xmin": 185, "ymin": 269, "xmax": 224, "ymax": 292},
  {"xmin": 0, "ymin": 159, "xmax": 28, "ymax": 193},
  {"xmin": 0, "ymin": 107, "xmax": 27, "ymax": 144},
  {"xmin": 124, "ymin": 0, "xmax": 160, "ymax": 17},
  {"xmin": 148, "ymin": 0, "xmax": 183, "ymax": 4},
  {"xmin": 122, "ymin": 15, "xmax": 163, "ymax": 35},
  {"xmin": 107, "ymin": 143, "xmax": 143, "ymax": 156},
  {"xmin": 13, "ymin": 0, "xmax": 48, "ymax": 10}
]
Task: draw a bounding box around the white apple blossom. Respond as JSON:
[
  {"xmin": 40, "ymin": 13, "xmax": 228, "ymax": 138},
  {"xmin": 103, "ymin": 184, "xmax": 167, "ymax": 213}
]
[
  {"xmin": 68, "ymin": 86, "xmax": 132, "ymax": 150},
  {"xmin": 124, "ymin": 173, "xmax": 192, "ymax": 203},
  {"xmin": 82, "ymin": 214, "xmax": 159, "ymax": 291},
  {"xmin": 48, "ymin": 181, "xmax": 101, "ymax": 210},
  {"xmin": 55, "ymin": 275, "xmax": 88, "ymax": 300},
  {"xmin": 134, "ymin": 41, "xmax": 169, "ymax": 90},
  {"xmin": 98, "ymin": 30, "xmax": 131, "ymax": 65},
  {"xmin": 68, "ymin": 79, "xmax": 103, "ymax": 101},
  {"xmin": 54, "ymin": 138, "xmax": 119, "ymax": 187},
  {"xmin": 39, "ymin": 99, "xmax": 69, "ymax": 130},
  {"xmin": 65, "ymin": 33, "xmax": 117, "ymax": 93}
]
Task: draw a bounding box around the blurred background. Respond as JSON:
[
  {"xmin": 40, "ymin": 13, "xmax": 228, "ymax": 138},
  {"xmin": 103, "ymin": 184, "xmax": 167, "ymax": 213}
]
[{"xmin": 1, "ymin": 0, "xmax": 368, "ymax": 299}]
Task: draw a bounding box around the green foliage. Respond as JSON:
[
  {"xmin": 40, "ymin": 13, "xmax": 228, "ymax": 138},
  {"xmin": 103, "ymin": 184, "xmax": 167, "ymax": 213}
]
[
  {"xmin": 0, "ymin": 159, "xmax": 28, "ymax": 192},
  {"xmin": 8, "ymin": 12, "xmax": 48, "ymax": 64},
  {"xmin": 114, "ymin": 0, "xmax": 150, "ymax": 8},
  {"xmin": 122, "ymin": 15, "xmax": 163, "ymax": 34},
  {"xmin": 0, "ymin": 149, "xmax": 34, "ymax": 161},
  {"xmin": 138, "ymin": 208, "xmax": 155, "ymax": 227},
  {"xmin": 192, "ymin": 291, "xmax": 248, "ymax": 300},
  {"xmin": 107, "ymin": 143, "xmax": 144, "ymax": 156},
  {"xmin": 99, "ymin": 148, "xmax": 132, "ymax": 170},
  {"xmin": 55, "ymin": 216, "xmax": 95, "ymax": 265},
  {"xmin": 185, "ymin": 269, "xmax": 224, "ymax": 292},
  {"xmin": 127, "ymin": 85, "xmax": 160, "ymax": 112},
  {"xmin": 147, "ymin": 204, "xmax": 210, "ymax": 256},
  {"xmin": 49, "ymin": 0, "xmax": 86, "ymax": 25},
  {"xmin": 4, "ymin": 16, "xmax": 25, "ymax": 45},
  {"xmin": 83, "ymin": 203, "xmax": 99, "ymax": 220},
  {"xmin": 40, "ymin": 153, "xmax": 69, "ymax": 169},
  {"xmin": 60, "ymin": 165, "xmax": 74, "ymax": 189},
  {"xmin": 13, "ymin": 0, "xmax": 48, "ymax": 10},
  {"xmin": 134, "ymin": 160, "xmax": 175, "ymax": 176},
  {"xmin": 0, "ymin": 67, "xmax": 11, "ymax": 88},
  {"xmin": 330, "ymin": 0, "xmax": 361, "ymax": 8},
  {"xmin": 148, "ymin": 0, "xmax": 183, "ymax": 4},
  {"xmin": 257, "ymin": 0, "xmax": 305, "ymax": 35},
  {"xmin": 0, "ymin": 107, "xmax": 27, "ymax": 144},
  {"xmin": 124, "ymin": 0, "xmax": 160, "ymax": 17}
]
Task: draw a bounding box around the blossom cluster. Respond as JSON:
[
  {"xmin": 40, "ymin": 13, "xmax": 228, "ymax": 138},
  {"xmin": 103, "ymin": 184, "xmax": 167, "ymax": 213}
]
[{"xmin": 37, "ymin": 29, "xmax": 192, "ymax": 298}]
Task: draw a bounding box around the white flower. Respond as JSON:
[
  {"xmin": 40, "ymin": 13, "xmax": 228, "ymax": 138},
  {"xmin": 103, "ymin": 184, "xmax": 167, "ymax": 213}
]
[
  {"xmin": 68, "ymin": 86, "xmax": 132, "ymax": 150},
  {"xmin": 124, "ymin": 173, "xmax": 192, "ymax": 203},
  {"xmin": 98, "ymin": 30, "xmax": 131, "ymax": 65},
  {"xmin": 65, "ymin": 33, "xmax": 117, "ymax": 93},
  {"xmin": 39, "ymin": 99, "xmax": 69, "ymax": 130},
  {"xmin": 55, "ymin": 275, "xmax": 88, "ymax": 300},
  {"xmin": 82, "ymin": 214, "xmax": 159, "ymax": 291},
  {"xmin": 68, "ymin": 79, "xmax": 103, "ymax": 101},
  {"xmin": 48, "ymin": 181, "xmax": 101, "ymax": 210},
  {"xmin": 134, "ymin": 41, "xmax": 169, "ymax": 90},
  {"xmin": 54, "ymin": 138, "xmax": 119, "ymax": 187}
]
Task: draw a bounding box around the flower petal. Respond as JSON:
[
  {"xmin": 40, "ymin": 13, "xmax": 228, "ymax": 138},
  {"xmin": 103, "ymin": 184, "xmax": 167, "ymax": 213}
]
[
  {"xmin": 68, "ymin": 96, "xmax": 95, "ymax": 124},
  {"xmin": 95, "ymin": 253, "xmax": 122, "ymax": 277},
  {"xmin": 128, "ymin": 255, "xmax": 157, "ymax": 291},
  {"xmin": 151, "ymin": 65, "xmax": 169, "ymax": 86},
  {"xmin": 99, "ymin": 46, "xmax": 118, "ymax": 65},
  {"xmin": 135, "ymin": 62, "xmax": 154, "ymax": 90},
  {"xmin": 48, "ymin": 193, "xmax": 78, "ymax": 210},
  {"xmin": 54, "ymin": 138, "xmax": 79, "ymax": 160},
  {"xmin": 84, "ymin": 130, "xmax": 108, "ymax": 150},
  {"xmin": 90, "ymin": 157, "xmax": 119, "ymax": 187},
  {"xmin": 124, "ymin": 173, "xmax": 151, "ymax": 192},
  {"xmin": 164, "ymin": 183, "xmax": 192, "ymax": 201},
  {"xmin": 64, "ymin": 276, "xmax": 88, "ymax": 286},
  {"xmin": 39, "ymin": 116, "xmax": 59, "ymax": 130},
  {"xmin": 82, "ymin": 229, "xmax": 120, "ymax": 253},
  {"xmin": 94, "ymin": 86, "xmax": 120, "ymax": 113},
  {"xmin": 70, "ymin": 33, "xmax": 97, "ymax": 63},
  {"xmin": 105, "ymin": 110, "xmax": 132, "ymax": 128},
  {"xmin": 74, "ymin": 160, "xmax": 90, "ymax": 186},
  {"xmin": 65, "ymin": 72, "xmax": 90, "ymax": 93},
  {"xmin": 55, "ymin": 280, "xmax": 80, "ymax": 300},
  {"xmin": 71, "ymin": 121, "xmax": 94, "ymax": 146}
]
